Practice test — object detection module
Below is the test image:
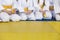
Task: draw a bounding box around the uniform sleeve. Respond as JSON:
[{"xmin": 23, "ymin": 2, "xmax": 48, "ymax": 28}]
[
  {"xmin": 28, "ymin": 0, "xmax": 34, "ymax": 10},
  {"xmin": 0, "ymin": 5, "xmax": 4, "ymax": 11},
  {"xmin": 43, "ymin": 0, "xmax": 50, "ymax": 11},
  {"xmin": 33, "ymin": 0, "xmax": 39, "ymax": 9},
  {"xmin": 49, "ymin": 0, "xmax": 54, "ymax": 6},
  {"xmin": 17, "ymin": 0, "xmax": 26, "ymax": 12},
  {"xmin": 37, "ymin": 0, "xmax": 43, "ymax": 10},
  {"xmin": 33, "ymin": 0, "xmax": 44, "ymax": 10},
  {"xmin": 39, "ymin": 0, "xmax": 44, "ymax": 8},
  {"xmin": 0, "ymin": 0, "xmax": 4, "ymax": 11},
  {"xmin": 13, "ymin": 0, "xmax": 18, "ymax": 9},
  {"xmin": 53, "ymin": 0, "xmax": 60, "ymax": 13}
]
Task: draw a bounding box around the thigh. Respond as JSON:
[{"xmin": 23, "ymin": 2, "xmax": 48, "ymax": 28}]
[
  {"xmin": 10, "ymin": 14, "xmax": 21, "ymax": 21},
  {"xmin": 0, "ymin": 12, "xmax": 10, "ymax": 22},
  {"xmin": 45, "ymin": 11, "xmax": 52, "ymax": 18},
  {"xmin": 27, "ymin": 12, "xmax": 36, "ymax": 20},
  {"xmin": 55, "ymin": 14, "xmax": 60, "ymax": 20},
  {"xmin": 20, "ymin": 13, "xmax": 27, "ymax": 20},
  {"xmin": 35, "ymin": 12, "xmax": 43, "ymax": 19}
]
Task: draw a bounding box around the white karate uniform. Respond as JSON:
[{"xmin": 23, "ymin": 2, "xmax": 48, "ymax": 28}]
[
  {"xmin": 0, "ymin": 0, "xmax": 21, "ymax": 22},
  {"xmin": 17, "ymin": 0, "xmax": 36, "ymax": 20},
  {"xmin": 43, "ymin": 0, "xmax": 52, "ymax": 19},
  {"xmin": 33, "ymin": 0, "xmax": 43, "ymax": 20},
  {"xmin": 53, "ymin": 0, "xmax": 60, "ymax": 20},
  {"xmin": 33, "ymin": 0, "xmax": 52, "ymax": 20}
]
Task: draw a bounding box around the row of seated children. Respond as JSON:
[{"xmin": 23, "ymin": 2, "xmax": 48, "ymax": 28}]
[{"xmin": 0, "ymin": 0, "xmax": 59, "ymax": 22}]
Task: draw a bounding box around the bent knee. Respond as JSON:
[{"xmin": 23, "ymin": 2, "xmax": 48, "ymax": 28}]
[{"xmin": 10, "ymin": 14, "xmax": 21, "ymax": 21}]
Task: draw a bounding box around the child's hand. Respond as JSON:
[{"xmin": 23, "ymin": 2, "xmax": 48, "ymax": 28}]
[
  {"xmin": 25, "ymin": 10, "xmax": 33, "ymax": 15},
  {"xmin": 6, "ymin": 10, "xmax": 12, "ymax": 15}
]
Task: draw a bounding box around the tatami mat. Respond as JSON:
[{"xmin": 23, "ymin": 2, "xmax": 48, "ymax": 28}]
[{"xmin": 0, "ymin": 21, "xmax": 60, "ymax": 40}]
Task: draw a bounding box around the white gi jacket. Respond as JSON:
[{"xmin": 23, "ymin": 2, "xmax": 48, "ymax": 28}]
[
  {"xmin": 0, "ymin": 0, "xmax": 18, "ymax": 12},
  {"xmin": 17, "ymin": 0, "xmax": 34, "ymax": 12},
  {"xmin": 53, "ymin": 0, "xmax": 60, "ymax": 13},
  {"xmin": 33, "ymin": 0, "xmax": 43, "ymax": 11},
  {"xmin": 0, "ymin": 0, "xmax": 21, "ymax": 22},
  {"xmin": 33, "ymin": 0, "xmax": 53, "ymax": 11}
]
